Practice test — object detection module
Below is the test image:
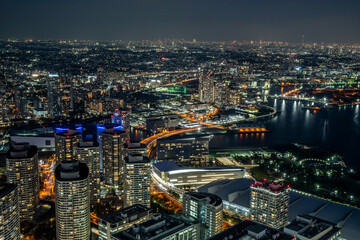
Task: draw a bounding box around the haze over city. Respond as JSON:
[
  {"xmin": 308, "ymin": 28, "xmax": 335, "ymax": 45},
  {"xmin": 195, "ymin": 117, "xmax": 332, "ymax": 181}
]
[{"xmin": 1, "ymin": 0, "xmax": 360, "ymax": 43}]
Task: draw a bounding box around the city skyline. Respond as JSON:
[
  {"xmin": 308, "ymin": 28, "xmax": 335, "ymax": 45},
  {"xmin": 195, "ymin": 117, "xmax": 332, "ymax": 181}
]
[{"xmin": 0, "ymin": 0, "xmax": 360, "ymax": 43}]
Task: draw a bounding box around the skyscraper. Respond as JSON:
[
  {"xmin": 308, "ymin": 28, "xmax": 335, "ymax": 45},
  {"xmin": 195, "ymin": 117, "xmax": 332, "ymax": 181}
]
[
  {"xmin": 199, "ymin": 72, "xmax": 215, "ymax": 104},
  {"xmin": 55, "ymin": 129, "xmax": 81, "ymax": 164},
  {"xmin": 250, "ymin": 180, "xmax": 290, "ymax": 229},
  {"xmin": 102, "ymin": 128, "xmax": 127, "ymax": 195},
  {"xmin": 6, "ymin": 142, "xmax": 39, "ymax": 221},
  {"xmin": 55, "ymin": 160, "xmax": 90, "ymax": 240},
  {"xmin": 47, "ymin": 74, "xmax": 61, "ymax": 118},
  {"xmin": 0, "ymin": 183, "xmax": 20, "ymax": 240},
  {"xmin": 77, "ymin": 140, "xmax": 101, "ymax": 202},
  {"xmin": 183, "ymin": 192, "xmax": 223, "ymax": 239},
  {"xmin": 123, "ymin": 154, "xmax": 151, "ymax": 208}
]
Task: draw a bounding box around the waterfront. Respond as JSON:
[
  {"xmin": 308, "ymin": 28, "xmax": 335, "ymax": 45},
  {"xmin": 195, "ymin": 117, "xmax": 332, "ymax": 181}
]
[{"xmin": 210, "ymin": 87, "xmax": 360, "ymax": 172}]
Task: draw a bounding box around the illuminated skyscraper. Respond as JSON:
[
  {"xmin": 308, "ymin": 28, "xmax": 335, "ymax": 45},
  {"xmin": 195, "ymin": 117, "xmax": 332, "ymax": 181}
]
[
  {"xmin": 55, "ymin": 129, "xmax": 81, "ymax": 164},
  {"xmin": 183, "ymin": 192, "xmax": 223, "ymax": 239},
  {"xmin": 0, "ymin": 183, "xmax": 20, "ymax": 240},
  {"xmin": 250, "ymin": 180, "xmax": 290, "ymax": 229},
  {"xmin": 102, "ymin": 128, "xmax": 127, "ymax": 195},
  {"xmin": 123, "ymin": 155, "xmax": 151, "ymax": 208},
  {"xmin": 47, "ymin": 74, "xmax": 61, "ymax": 118},
  {"xmin": 5, "ymin": 142, "xmax": 39, "ymax": 221},
  {"xmin": 77, "ymin": 140, "xmax": 101, "ymax": 202},
  {"xmin": 199, "ymin": 72, "xmax": 215, "ymax": 104},
  {"xmin": 214, "ymin": 81, "xmax": 229, "ymax": 108},
  {"xmin": 55, "ymin": 161, "xmax": 90, "ymax": 240}
]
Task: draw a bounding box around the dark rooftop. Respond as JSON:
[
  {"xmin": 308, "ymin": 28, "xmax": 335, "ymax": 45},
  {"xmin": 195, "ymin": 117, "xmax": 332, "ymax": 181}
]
[
  {"xmin": 185, "ymin": 192, "xmax": 223, "ymax": 207},
  {"xmin": 6, "ymin": 142, "xmax": 38, "ymax": 159},
  {"xmin": 55, "ymin": 160, "xmax": 89, "ymax": 181},
  {"xmin": 100, "ymin": 204, "xmax": 151, "ymax": 224},
  {"xmin": 112, "ymin": 214, "xmax": 192, "ymax": 240},
  {"xmin": 208, "ymin": 220, "xmax": 295, "ymax": 240}
]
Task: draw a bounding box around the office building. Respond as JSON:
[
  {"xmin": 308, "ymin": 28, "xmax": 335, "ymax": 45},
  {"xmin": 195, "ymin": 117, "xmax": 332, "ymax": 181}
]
[
  {"xmin": 111, "ymin": 214, "xmax": 196, "ymax": 240},
  {"xmin": 157, "ymin": 135, "xmax": 212, "ymax": 166},
  {"xmin": 77, "ymin": 140, "xmax": 101, "ymax": 202},
  {"xmin": 250, "ymin": 180, "xmax": 290, "ymax": 229},
  {"xmin": 55, "ymin": 161, "xmax": 90, "ymax": 240},
  {"xmin": 0, "ymin": 183, "xmax": 20, "ymax": 240},
  {"xmin": 98, "ymin": 204, "xmax": 151, "ymax": 240},
  {"xmin": 55, "ymin": 129, "xmax": 81, "ymax": 164},
  {"xmin": 6, "ymin": 142, "xmax": 39, "ymax": 221},
  {"xmin": 214, "ymin": 81, "xmax": 229, "ymax": 108},
  {"xmin": 284, "ymin": 215, "xmax": 341, "ymax": 240},
  {"xmin": 209, "ymin": 219, "xmax": 295, "ymax": 240},
  {"xmin": 183, "ymin": 192, "xmax": 223, "ymax": 239},
  {"xmin": 152, "ymin": 161, "xmax": 245, "ymax": 190},
  {"xmin": 125, "ymin": 142, "xmax": 147, "ymax": 156},
  {"xmin": 102, "ymin": 128, "xmax": 127, "ymax": 195},
  {"xmin": 199, "ymin": 72, "xmax": 215, "ymax": 104},
  {"xmin": 123, "ymin": 155, "xmax": 151, "ymax": 208}
]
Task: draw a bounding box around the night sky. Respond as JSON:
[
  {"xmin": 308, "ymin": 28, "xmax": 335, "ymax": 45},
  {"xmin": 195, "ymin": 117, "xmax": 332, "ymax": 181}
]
[{"xmin": 0, "ymin": 0, "xmax": 359, "ymax": 43}]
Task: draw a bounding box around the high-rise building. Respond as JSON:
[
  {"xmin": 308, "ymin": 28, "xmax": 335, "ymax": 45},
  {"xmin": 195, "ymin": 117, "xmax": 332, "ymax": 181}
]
[
  {"xmin": 112, "ymin": 214, "xmax": 196, "ymax": 240},
  {"xmin": 77, "ymin": 140, "xmax": 101, "ymax": 202},
  {"xmin": 214, "ymin": 81, "xmax": 229, "ymax": 108},
  {"xmin": 102, "ymin": 128, "xmax": 127, "ymax": 195},
  {"xmin": 47, "ymin": 74, "xmax": 62, "ymax": 118},
  {"xmin": 157, "ymin": 135, "xmax": 212, "ymax": 166},
  {"xmin": 55, "ymin": 161, "xmax": 90, "ymax": 240},
  {"xmin": 199, "ymin": 72, "xmax": 215, "ymax": 104},
  {"xmin": 55, "ymin": 129, "xmax": 81, "ymax": 164},
  {"xmin": 5, "ymin": 142, "xmax": 39, "ymax": 221},
  {"xmin": 98, "ymin": 204, "xmax": 151, "ymax": 240},
  {"xmin": 0, "ymin": 183, "xmax": 20, "ymax": 240},
  {"xmin": 183, "ymin": 192, "xmax": 223, "ymax": 239},
  {"xmin": 123, "ymin": 155, "xmax": 151, "ymax": 208},
  {"xmin": 250, "ymin": 180, "xmax": 290, "ymax": 229}
]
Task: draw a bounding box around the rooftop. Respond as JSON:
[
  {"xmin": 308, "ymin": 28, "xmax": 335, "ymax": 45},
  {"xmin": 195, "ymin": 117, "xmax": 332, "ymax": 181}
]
[
  {"xmin": 198, "ymin": 178, "xmax": 360, "ymax": 239},
  {"xmin": 55, "ymin": 160, "xmax": 89, "ymax": 181},
  {"xmin": 285, "ymin": 215, "xmax": 341, "ymax": 240},
  {"xmin": 6, "ymin": 142, "xmax": 38, "ymax": 159},
  {"xmin": 185, "ymin": 192, "xmax": 223, "ymax": 207},
  {"xmin": 153, "ymin": 160, "xmax": 245, "ymax": 174},
  {"xmin": 208, "ymin": 220, "xmax": 295, "ymax": 240},
  {"xmin": 125, "ymin": 154, "xmax": 150, "ymax": 164},
  {"xmin": 100, "ymin": 204, "xmax": 151, "ymax": 224},
  {"xmin": 112, "ymin": 214, "xmax": 192, "ymax": 240}
]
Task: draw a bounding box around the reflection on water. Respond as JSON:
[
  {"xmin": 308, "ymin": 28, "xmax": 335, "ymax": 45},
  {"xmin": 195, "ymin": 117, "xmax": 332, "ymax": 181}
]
[{"xmin": 210, "ymin": 87, "xmax": 360, "ymax": 171}]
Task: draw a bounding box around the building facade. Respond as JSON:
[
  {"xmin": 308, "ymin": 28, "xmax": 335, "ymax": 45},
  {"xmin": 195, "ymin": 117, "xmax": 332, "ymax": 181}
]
[
  {"xmin": 55, "ymin": 129, "xmax": 81, "ymax": 164},
  {"xmin": 250, "ymin": 180, "xmax": 290, "ymax": 229},
  {"xmin": 123, "ymin": 155, "xmax": 151, "ymax": 208},
  {"xmin": 102, "ymin": 129, "xmax": 127, "ymax": 195},
  {"xmin": 183, "ymin": 192, "xmax": 223, "ymax": 239},
  {"xmin": 5, "ymin": 142, "xmax": 39, "ymax": 221},
  {"xmin": 55, "ymin": 161, "xmax": 90, "ymax": 240},
  {"xmin": 157, "ymin": 135, "xmax": 212, "ymax": 166},
  {"xmin": 77, "ymin": 140, "xmax": 101, "ymax": 202},
  {"xmin": 0, "ymin": 183, "xmax": 20, "ymax": 240}
]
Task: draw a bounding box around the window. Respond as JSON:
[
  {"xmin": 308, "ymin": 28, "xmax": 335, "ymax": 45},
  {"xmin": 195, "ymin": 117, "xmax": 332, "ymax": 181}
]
[{"xmin": 46, "ymin": 140, "xmax": 51, "ymax": 146}]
